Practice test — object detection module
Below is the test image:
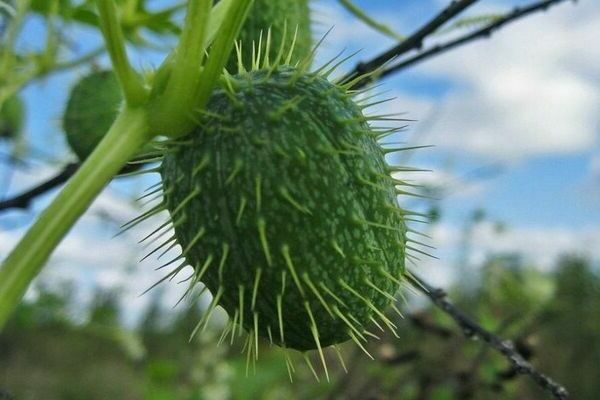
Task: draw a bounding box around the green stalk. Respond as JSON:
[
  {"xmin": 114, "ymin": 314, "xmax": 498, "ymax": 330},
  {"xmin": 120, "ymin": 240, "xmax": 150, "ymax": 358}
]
[
  {"xmin": 0, "ymin": 107, "xmax": 151, "ymax": 329},
  {"xmin": 150, "ymin": 0, "xmax": 253, "ymax": 137},
  {"xmin": 150, "ymin": 0, "xmax": 212, "ymax": 136},
  {"xmin": 0, "ymin": 0, "xmax": 253, "ymax": 330},
  {"xmin": 97, "ymin": 0, "xmax": 148, "ymax": 105},
  {"xmin": 194, "ymin": 0, "xmax": 253, "ymax": 109}
]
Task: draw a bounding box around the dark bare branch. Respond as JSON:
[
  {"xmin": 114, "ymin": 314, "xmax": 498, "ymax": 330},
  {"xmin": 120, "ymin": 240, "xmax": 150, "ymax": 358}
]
[
  {"xmin": 0, "ymin": 160, "xmax": 148, "ymax": 212},
  {"xmin": 380, "ymin": 0, "xmax": 575, "ymax": 78},
  {"xmin": 340, "ymin": 0, "xmax": 481, "ymax": 86},
  {"xmin": 406, "ymin": 273, "xmax": 570, "ymax": 400},
  {"xmin": 0, "ymin": 163, "xmax": 79, "ymax": 211}
]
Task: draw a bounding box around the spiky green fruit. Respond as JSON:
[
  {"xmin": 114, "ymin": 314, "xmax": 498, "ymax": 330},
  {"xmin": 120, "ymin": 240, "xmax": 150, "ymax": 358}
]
[
  {"xmin": 226, "ymin": 0, "xmax": 312, "ymax": 72},
  {"xmin": 0, "ymin": 95, "xmax": 25, "ymax": 140},
  {"xmin": 159, "ymin": 66, "xmax": 407, "ymax": 352},
  {"xmin": 63, "ymin": 70, "xmax": 123, "ymax": 160}
]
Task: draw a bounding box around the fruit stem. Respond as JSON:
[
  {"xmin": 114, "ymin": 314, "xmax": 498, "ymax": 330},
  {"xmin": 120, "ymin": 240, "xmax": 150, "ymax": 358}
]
[
  {"xmin": 193, "ymin": 0, "xmax": 253, "ymax": 113},
  {"xmin": 0, "ymin": 107, "xmax": 151, "ymax": 330},
  {"xmin": 96, "ymin": 0, "xmax": 148, "ymax": 105},
  {"xmin": 149, "ymin": 0, "xmax": 212, "ymax": 136},
  {"xmin": 150, "ymin": 0, "xmax": 254, "ymax": 137}
]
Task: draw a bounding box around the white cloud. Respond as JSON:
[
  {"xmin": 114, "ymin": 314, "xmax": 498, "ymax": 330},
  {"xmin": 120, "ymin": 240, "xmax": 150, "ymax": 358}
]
[
  {"xmin": 314, "ymin": 1, "xmax": 600, "ymax": 160},
  {"xmin": 311, "ymin": 1, "xmax": 399, "ymax": 77},
  {"xmin": 472, "ymin": 223, "xmax": 600, "ymax": 268},
  {"xmin": 422, "ymin": 1, "xmax": 600, "ymax": 159},
  {"xmin": 419, "ymin": 221, "xmax": 600, "ymax": 283},
  {"xmin": 0, "ymin": 177, "xmax": 189, "ymax": 327}
]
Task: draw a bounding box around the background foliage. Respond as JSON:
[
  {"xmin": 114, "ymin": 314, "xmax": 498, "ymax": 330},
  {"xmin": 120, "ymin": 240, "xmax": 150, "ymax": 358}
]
[{"xmin": 1, "ymin": 255, "xmax": 599, "ymax": 399}]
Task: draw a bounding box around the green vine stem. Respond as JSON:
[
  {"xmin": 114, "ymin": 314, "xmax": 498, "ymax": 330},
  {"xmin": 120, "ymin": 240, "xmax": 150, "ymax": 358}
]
[
  {"xmin": 97, "ymin": 0, "xmax": 148, "ymax": 105},
  {"xmin": 0, "ymin": 0, "xmax": 253, "ymax": 331},
  {"xmin": 149, "ymin": 0, "xmax": 212, "ymax": 135},
  {"xmin": 0, "ymin": 107, "xmax": 151, "ymax": 327}
]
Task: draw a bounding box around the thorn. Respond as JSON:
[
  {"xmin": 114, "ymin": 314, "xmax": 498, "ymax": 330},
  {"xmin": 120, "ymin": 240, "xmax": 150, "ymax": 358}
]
[
  {"xmin": 281, "ymin": 245, "xmax": 305, "ymax": 296},
  {"xmin": 303, "ymin": 274, "xmax": 334, "ymax": 317},
  {"xmin": 363, "ymin": 328, "xmax": 381, "ymax": 340},
  {"xmin": 279, "ymin": 186, "xmax": 312, "ymax": 214},
  {"xmin": 303, "ymin": 353, "xmax": 320, "ymax": 382},
  {"xmin": 192, "ymin": 154, "xmax": 211, "ymax": 177},
  {"xmin": 331, "ymin": 240, "xmax": 346, "ymax": 258},
  {"xmin": 139, "ymin": 235, "xmax": 176, "ymax": 262},
  {"xmin": 255, "ymin": 176, "xmax": 262, "ymax": 212},
  {"xmin": 181, "ymin": 227, "xmax": 206, "ymax": 255},
  {"xmin": 236, "ymin": 196, "xmax": 247, "ymax": 226},
  {"xmin": 169, "ymin": 186, "xmax": 201, "ymax": 218},
  {"xmin": 230, "ymin": 310, "xmax": 239, "ymax": 345},
  {"xmin": 251, "ymin": 267, "xmax": 263, "ymax": 310},
  {"xmin": 257, "ymin": 218, "xmax": 272, "ymax": 266},
  {"xmin": 193, "ymin": 255, "xmax": 214, "ymax": 284},
  {"xmin": 339, "ymin": 279, "xmax": 398, "ymax": 336},
  {"xmin": 225, "ymin": 158, "xmax": 243, "ymax": 185},
  {"xmin": 217, "ymin": 243, "xmax": 230, "ymax": 282},
  {"xmin": 305, "ymin": 302, "xmax": 330, "ymax": 382},
  {"xmin": 320, "ymin": 283, "xmax": 347, "ymax": 307},
  {"xmin": 138, "ymin": 218, "xmax": 172, "ymax": 245},
  {"xmin": 253, "ymin": 312, "xmax": 260, "ymax": 360},
  {"xmin": 333, "ymin": 306, "xmax": 366, "ymax": 341},
  {"xmin": 117, "ymin": 202, "xmax": 165, "ymax": 236},
  {"xmin": 141, "ymin": 262, "xmax": 187, "ymax": 296},
  {"xmin": 349, "ymin": 330, "xmax": 374, "ymax": 360},
  {"xmin": 238, "ymin": 285, "xmax": 245, "ymax": 336},
  {"xmin": 189, "ymin": 286, "xmax": 224, "ymax": 341},
  {"xmin": 277, "ymin": 294, "xmax": 285, "ymax": 344},
  {"xmin": 333, "ymin": 345, "xmax": 348, "ymax": 373},
  {"xmin": 407, "ymin": 245, "xmax": 439, "ymax": 259},
  {"xmin": 383, "ymin": 144, "xmax": 433, "ymax": 155},
  {"xmin": 284, "ymin": 350, "xmax": 295, "ymax": 382},
  {"xmin": 285, "ymin": 25, "xmax": 300, "ymax": 66}
]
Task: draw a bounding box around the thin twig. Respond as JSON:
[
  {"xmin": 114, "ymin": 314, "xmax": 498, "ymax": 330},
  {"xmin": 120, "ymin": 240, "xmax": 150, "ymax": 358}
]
[
  {"xmin": 340, "ymin": 0, "xmax": 481, "ymax": 87},
  {"xmin": 380, "ymin": 0, "xmax": 574, "ymax": 77},
  {"xmin": 0, "ymin": 163, "xmax": 79, "ymax": 211},
  {"xmin": 0, "ymin": 160, "xmax": 147, "ymax": 212},
  {"xmin": 406, "ymin": 273, "xmax": 569, "ymax": 400}
]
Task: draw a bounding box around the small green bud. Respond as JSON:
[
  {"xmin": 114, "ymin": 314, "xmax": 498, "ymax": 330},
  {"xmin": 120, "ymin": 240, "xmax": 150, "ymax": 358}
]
[
  {"xmin": 63, "ymin": 70, "xmax": 153, "ymax": 161},
  {"xmin": 63, "ymin": 70, "xmax": 123, "ymax": 160},
  {"xmin": 226, "ymin": 0, "xmax": 312, "ymax": 72}
]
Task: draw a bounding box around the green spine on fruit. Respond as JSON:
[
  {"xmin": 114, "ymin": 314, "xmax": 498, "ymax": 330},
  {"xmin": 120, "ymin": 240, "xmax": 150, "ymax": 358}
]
[
  {"xmin": 226, "ymin": 0, "xmax": 312, "ymax": 72},
  {"xmin": 0, "ymin": 95, "xmax": 25, "ymax": 140},
  {"xmin": 157, "ymin": 66, "xmax": 407, "ymax": 353},
  {"xmin": 63, "ymin": 70, "xmax": 123, "ymax": 160}
]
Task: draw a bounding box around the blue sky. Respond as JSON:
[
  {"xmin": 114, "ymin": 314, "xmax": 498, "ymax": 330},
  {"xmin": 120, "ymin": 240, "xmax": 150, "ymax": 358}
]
[
  {"xmin": 1, "ymin": 0, "xmax": 599, "ymax": 321},
  {"xmin": 314, "ymin": 0, "xmax": 600, "ymax": 278},
  {"xmin": 354, "ymin": 0, "xmax": 599, "ymax": 224}
]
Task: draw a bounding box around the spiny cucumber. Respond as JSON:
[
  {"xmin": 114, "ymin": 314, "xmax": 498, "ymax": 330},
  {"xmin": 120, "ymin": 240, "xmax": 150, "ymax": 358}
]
[
  {"xmin": 153, "ymin": 65, "xmax": 409, "ymax": 355},
  {"xmin": 63, "ymin": 70, "xmax": 123, "ymax": 161},
  {"xmin": 63, "ymin": 70, "xmax": 154, "ymax": 162},
  {"xmin": 226, "ymin": 0, "xmax": 312, "ymax": 72}
]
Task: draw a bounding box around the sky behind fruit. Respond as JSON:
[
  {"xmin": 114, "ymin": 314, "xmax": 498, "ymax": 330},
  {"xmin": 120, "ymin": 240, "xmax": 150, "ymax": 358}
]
[{"xmin": 0, "ymin": 0, "xmax": 598, "ymax": 323}]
